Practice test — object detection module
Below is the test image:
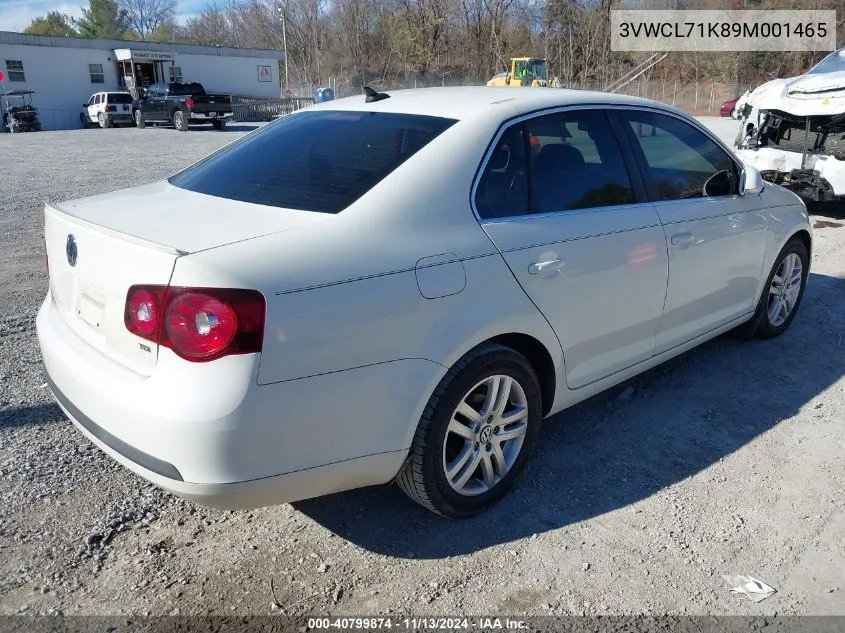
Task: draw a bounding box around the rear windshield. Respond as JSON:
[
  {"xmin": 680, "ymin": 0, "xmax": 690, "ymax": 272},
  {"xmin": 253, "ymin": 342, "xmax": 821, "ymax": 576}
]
[
  {"xmin": 169, "ymin": 110, "xmax": 457, "ymax": 213},
  {"xmin": 169, "ymin": 83, "xmax": 205, "ymax": 96},
  {"xmin": 108, "ymin": 93, "xmax": 134, "ymax": 104}
]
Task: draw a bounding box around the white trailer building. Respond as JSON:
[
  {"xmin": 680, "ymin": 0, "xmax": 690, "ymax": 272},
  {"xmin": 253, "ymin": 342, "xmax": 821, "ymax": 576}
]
[{"xmin": 0, "ymin": 31, "xmax": 286, "ymax": 130}]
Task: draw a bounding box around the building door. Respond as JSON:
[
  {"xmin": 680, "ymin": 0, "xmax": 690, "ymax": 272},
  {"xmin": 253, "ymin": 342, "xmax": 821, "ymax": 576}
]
[{"xmin": 134, "ymin": 63, "xmax": 155, "ymax": 89}]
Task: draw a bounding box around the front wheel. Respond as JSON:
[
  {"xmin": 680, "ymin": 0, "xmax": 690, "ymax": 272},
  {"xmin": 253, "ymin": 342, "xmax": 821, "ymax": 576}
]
[
  {"xmin": 732, "ymin": 237, "xmax": 809, "ymax": 340},
  {"xmin": 397, "ymin": 343, "xmax": 542, "ymax": 518},
  {"xmin": 173, "ymin": 110, "xmax": 189, "ymax": 132},
  {"xmin": 756, "ymin": 238, "xmax": 809, "ymax": 338},
  {"xmin": 135, "ymin": 110, "xmax": 145, "ymax": 129}
]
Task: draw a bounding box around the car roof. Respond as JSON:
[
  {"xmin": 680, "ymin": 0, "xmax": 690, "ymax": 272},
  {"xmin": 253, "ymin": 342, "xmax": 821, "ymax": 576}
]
[{"xmin": 307, "ymin": 86, "xmax": 678, "ymax": 121}]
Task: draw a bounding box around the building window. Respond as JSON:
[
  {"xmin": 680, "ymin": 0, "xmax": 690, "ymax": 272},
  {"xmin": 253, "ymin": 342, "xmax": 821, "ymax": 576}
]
[
  {"xmin": 169, "ymin": 66, "xmax": 182, "ymax": 82},
  {"xmin": 5, "ymin": 60, "xmax": 25, "ymax": 82},
  {"xmin": 89, "ymin": 63, "xmax": 105, "ymax": 84}
]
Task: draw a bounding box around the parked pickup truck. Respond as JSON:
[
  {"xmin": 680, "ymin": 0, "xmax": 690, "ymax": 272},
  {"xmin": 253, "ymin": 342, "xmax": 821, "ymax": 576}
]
[{"xmin": 134, "ymin": 82, "xmax": 233, "ymax": 131}]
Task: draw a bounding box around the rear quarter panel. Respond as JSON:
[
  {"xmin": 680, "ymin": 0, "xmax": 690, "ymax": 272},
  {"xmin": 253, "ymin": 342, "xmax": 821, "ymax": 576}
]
[{"xmin": 168, "ymin": 107, "xmax": 566, "ymax": 409}]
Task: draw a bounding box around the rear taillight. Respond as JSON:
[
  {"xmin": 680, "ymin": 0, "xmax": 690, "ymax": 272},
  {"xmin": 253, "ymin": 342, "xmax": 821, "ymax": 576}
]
[
  {"xmin": 185, "ymin": 98, "xmax": 194, "ymax": 110},
  {"xmin": 125, "ymin": 285, "xmax": 265, "ymax": 362},
  {"xmin": 104, "ymin": 105, "xmax": 114, "ymax": 112}
]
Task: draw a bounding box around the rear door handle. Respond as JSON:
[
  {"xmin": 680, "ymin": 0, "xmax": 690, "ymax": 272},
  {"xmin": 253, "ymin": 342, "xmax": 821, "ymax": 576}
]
[
  {"xmin": 671, "ymin": 233, "xmax": 694, "ymax": 245},
  {"xmin": 528, "ymin": 259, "xmax": 564, "ymax": 274}
]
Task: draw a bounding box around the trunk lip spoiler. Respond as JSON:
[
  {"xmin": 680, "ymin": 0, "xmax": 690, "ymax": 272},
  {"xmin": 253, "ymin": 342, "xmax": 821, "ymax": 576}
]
[{"xmin": 45, "ymin": 201, "xmax": 189, "ymax": 257}]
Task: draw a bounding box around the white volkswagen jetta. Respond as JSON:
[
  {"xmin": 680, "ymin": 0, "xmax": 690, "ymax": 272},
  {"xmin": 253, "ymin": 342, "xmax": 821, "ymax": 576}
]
[{"xmin": 37, "ymin": 87, "xmax": 812, "ymax": 518}]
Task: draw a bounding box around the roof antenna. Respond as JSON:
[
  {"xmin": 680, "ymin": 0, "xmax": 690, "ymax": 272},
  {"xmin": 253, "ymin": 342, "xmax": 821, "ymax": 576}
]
[{"xmin": 363, "ymin": 86, "xmax": 390, "ymax": 103}]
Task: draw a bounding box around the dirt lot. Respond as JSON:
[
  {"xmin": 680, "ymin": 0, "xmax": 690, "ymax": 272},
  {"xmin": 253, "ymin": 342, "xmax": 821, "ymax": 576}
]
[{"xmin": 0, "ymin": 118, "xmax": 843, "ymax": 618}]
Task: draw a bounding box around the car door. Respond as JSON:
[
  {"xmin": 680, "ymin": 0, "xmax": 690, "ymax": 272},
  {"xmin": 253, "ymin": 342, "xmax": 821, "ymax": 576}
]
[
  {"xmin": 141, "ymin": 85, "xmax": 162, "ymax": 120},
  {"xmin": 477, "ymin": 108, "xmax": 669, "ymax": 390},
  {"xmin": 85, "ymin": 95, "xmax": 97, "ymax": 123},
  {"xmin": 615, "ymin": 109, "xmax": 768, "ymax": 354}
]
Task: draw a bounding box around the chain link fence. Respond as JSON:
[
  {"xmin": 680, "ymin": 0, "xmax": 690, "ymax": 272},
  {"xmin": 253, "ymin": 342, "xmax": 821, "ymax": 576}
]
[{"xmin": 236, "ymin": 77, "xmax": 764, "ymax": 120}]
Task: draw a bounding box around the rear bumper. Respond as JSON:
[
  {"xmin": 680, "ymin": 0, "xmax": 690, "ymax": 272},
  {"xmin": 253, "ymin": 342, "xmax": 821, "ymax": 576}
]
[
  {"xmin": 49, "ymin": 372, "xmax": 407, "ymax": 509},
  {"xmin": 36, "ymin": 292, "xmax": 437, "ymax": 509},
  {"xmin": 189, "ymin": 112, "xmax": 234, "ymax": 121}
]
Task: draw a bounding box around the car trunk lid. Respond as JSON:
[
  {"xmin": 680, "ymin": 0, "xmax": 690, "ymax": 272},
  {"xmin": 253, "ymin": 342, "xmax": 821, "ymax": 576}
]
[
  {"xmin": 45, "ymin": 204, "xmax": 179, "ymax": 375},
  {"xmin": 45, "ymin": 181, "xmax": 330, "ymax": 374}
]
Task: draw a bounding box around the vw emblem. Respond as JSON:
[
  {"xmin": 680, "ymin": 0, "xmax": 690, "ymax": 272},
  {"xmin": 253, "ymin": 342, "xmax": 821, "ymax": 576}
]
[
  {"xmin": 479, "ymin": 425, "xmax": 493, "ymax": 443},
  {"xmin": 66, "ymin": 234, "xmax": 78, "ymax": 267}
]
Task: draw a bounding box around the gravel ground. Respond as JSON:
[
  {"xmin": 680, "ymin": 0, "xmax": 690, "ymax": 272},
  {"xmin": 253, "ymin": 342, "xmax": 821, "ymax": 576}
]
[{"xmin": 0, "ymin": 118, "xmax": 843, "ymax": 618}]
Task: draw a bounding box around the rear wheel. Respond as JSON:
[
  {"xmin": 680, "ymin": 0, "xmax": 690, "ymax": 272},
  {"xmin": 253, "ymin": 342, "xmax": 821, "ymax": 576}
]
[
  {"xmin": 134, "ymin": 110, "xmax": 145, "ymax": 129},
  {"xmin": 98, "ymin": 113, "xmax": 110, "ymax": 129},
  {"xmin": 397, "ymin": 343, "xmax": 542, "ymax": 518},
  {"xmin": 173, "ymin": 110, "xmax": 189, "ymax": 132}
]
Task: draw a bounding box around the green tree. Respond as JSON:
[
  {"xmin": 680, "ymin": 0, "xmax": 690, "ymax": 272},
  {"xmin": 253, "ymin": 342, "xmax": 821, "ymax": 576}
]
[
  {"xmin": 148, "ymin": 20, "xmax": 181, "ymax": 42},
  {"xmin": 23, "ymin": 11, "xmax": 79, "ymax": 36},
  {"xmin": 75, "ymin": 0, "xmax": 130, "ymax": 39}
]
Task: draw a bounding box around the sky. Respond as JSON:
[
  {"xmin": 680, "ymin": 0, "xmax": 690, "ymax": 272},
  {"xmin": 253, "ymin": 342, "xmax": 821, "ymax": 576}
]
[{"xmin": 0, "ymin": 0, "xmax": 206, "ymax": 32}]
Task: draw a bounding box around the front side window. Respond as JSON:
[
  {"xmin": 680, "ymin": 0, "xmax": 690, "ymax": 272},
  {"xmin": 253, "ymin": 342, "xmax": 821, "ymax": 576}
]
[
  {"xmin": 89, "ymin": 63, "xmax": 105, "ymax": 84},
  {"xmin": 5, "ymin": 60, "xmax": 25, "ymax": 82},
  {"xmin": 526, "ymin": 110, "xmax": 636, "ymax": 213},
  {"xmin": 621, "ymin": 110, "xmax": 738, "ymax": 200},
  {"xmin": 170, "ymin": 110, "xmax": 456, "ymax": 213}
]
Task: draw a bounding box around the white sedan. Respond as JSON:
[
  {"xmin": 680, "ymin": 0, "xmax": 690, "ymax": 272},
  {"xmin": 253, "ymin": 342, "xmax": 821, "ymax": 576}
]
[{"xmin": 37, "ymin": 87, "xmax": 812, "ymax": 518}]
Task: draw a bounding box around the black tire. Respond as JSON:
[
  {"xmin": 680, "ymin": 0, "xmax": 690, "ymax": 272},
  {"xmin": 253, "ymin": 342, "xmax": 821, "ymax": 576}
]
[
  {"xmin": 173, "ymin": 110, "xmax": 189, "ymax": 132},
  {"xmin": 212, "ymin": 119, "xmax": 226, "ymax": 130},
  {"xmin": 135, "ymin": 110, "xmax": 145, "ymax": 129},
  {"xmin": 731, "ymin": 237, "xmax": 809, "ymax": 341},
  {"xmin": 80, "ymin": 114, "xmax": 90, "ymax": 129},
  {"xmin": 396, "ymin": 343, "xmax": 542, "ymax": 518}
]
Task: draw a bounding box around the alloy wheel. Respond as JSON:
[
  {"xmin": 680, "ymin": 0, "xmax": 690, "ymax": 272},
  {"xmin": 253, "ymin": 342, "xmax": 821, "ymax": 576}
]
[
  {"xmin": 442, "ymin": 374, "xmax": 528, "ymax": 496},
  {"xmin": 767, "ymin": 252, "xmax": 802, "ymax": 327}
]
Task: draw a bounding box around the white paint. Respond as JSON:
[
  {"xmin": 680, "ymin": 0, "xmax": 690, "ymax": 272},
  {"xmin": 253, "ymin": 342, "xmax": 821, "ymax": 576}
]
[{"xmin": 36, "ymin": 87, "xmax": 813, "ymax": 511}]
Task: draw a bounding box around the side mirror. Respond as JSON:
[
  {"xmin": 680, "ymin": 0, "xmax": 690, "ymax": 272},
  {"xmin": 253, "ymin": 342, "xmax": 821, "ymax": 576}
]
[
  {"xmin": 703, "ymin": 169, "xmax": 735, "ymax": 197},
  {"xmin": 739, "ymin": 164, "xmax": 765, "ymax": 195}
]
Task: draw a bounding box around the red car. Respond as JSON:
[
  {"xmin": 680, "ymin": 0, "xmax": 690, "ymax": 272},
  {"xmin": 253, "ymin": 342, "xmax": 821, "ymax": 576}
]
[{"xmin": 720, "ymin": 97, "xmax": 739, "ymax": 117}]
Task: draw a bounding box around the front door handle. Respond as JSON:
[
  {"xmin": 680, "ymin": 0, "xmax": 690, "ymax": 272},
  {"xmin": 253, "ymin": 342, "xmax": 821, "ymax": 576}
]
[
  {"xmin": 671, "ymin": 233, "xmax": 694, "ymax": 245},
  {"xmin": 528, "ymin": 259, "xmax": 564, "ymax": 274}
]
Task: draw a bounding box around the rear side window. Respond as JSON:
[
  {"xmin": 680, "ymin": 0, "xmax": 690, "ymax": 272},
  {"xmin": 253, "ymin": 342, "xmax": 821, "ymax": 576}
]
[
  {"xmin": 170, "ymin": 110, "xmax": 457, "ymax": 213},
  {"xmin": 474, "ymin": 125, "xmax": 529, "ymax": 219},
  {"xmin": 526, "ymin": 110, "xmax": 635, "ymax": 213},
  {"xmin": 620, "ymin": 111, "xmax": 739, "ymax": 200},
  {"xmin": 108, "ymin": 93, "xmax": 134, "ymax": 104}
]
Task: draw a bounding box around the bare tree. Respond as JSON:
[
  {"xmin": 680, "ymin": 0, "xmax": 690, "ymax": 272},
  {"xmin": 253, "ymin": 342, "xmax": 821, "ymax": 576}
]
[{"xmin": 120, "ymin": 0, "xmax": 177, "ymax": 38}]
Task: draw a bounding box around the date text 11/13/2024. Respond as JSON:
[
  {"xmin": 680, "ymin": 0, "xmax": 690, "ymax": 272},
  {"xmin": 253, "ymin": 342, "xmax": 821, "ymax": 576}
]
[{"xmin": 307, "ymin": 617, "xmax": 529, "ymax": 630}]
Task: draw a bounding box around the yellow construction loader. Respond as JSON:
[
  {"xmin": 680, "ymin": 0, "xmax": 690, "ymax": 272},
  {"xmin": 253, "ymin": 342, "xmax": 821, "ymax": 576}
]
[{"xmin": 487, "ymin": 58, "xmax": 551, "ymax": 87}]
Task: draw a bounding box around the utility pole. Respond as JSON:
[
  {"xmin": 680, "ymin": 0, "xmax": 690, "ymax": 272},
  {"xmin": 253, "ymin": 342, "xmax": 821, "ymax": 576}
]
[{"xmin": 277, "ymin": 2, "xmax": 289, "ymax": 95}]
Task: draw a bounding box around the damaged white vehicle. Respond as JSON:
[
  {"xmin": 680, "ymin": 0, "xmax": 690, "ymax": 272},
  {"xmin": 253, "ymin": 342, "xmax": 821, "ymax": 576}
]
[{"xmin": 734, "ymin": 48, "xmax": 845, "ymax": 202}]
